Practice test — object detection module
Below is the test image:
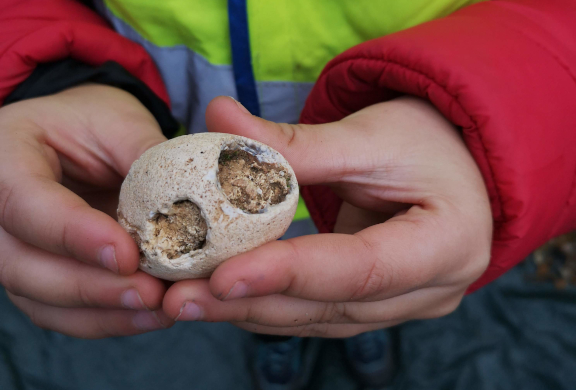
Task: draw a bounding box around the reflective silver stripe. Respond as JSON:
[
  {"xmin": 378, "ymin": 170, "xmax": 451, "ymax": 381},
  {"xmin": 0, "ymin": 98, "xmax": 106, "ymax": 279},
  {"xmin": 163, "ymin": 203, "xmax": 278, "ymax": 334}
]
[
  {"xmin": 96, "ymin": 1, "xmax": 236, "ymax": 133},
  {"xmin": 258, "ymin": 82, "xmax": 314, "ymax": 125},
  {"xmin": 96, "ymin": 1, "xmax": 314, "ymax": 131}
]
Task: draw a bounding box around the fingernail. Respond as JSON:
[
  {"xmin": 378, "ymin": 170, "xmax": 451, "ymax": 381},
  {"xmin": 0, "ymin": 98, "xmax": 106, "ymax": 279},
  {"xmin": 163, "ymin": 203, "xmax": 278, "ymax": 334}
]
[
  {"xmin": 223, "ymin": 281, "xmax": 248, "ymax": 301},
  {"xmin": 133, "ymin": 311, "xmax": 165, "ymax": 331},
  {"xmin": 175, "ymin": 302, "xmax": 203, "ymax": 321},
  {"xmin": 227, "ymin": 96, "xmax": 251, "ymax": 115},
  {"xmin": 121, "ymin": 289, "xmax": 146, "ymax": 310},
  {"xmin": 99, "ymin": 245, "xmax": 118, "ymax": 273}
]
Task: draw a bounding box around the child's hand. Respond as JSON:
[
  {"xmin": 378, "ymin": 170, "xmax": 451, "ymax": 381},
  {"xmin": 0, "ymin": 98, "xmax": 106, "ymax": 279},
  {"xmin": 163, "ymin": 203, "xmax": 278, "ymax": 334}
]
[
  {"xmin": 0, "ymin": 85, "xmax": 173, "ymax": 338},
  {"xmin": 163, "ymin": 96, "xmax": 492, "ymax": 337}
]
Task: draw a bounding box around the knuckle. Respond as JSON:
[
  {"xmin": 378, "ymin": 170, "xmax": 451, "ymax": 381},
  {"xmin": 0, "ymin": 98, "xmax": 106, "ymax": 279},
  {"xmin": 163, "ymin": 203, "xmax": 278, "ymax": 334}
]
[
  {"xmin": 305, "ymin": 323, "xmax": 332, "ymax": 338},
  {"xmin": 317, "ymin": 302, "xmax": 358, "ymax": 324},
  {"xmin": 59, "ymin": 222, "xmax": 71, "ymax": 257},
  {"xmin": 0, "ymin": 261, "xmax": 21, "ymax": 297},
  {"xmin": 281, "ymin": 240, "xmax": 307, "ymax": 295},
  {"xmin": 449, "ymin": 252, "xmax": 491, "ymax": 287},
  {"xmin": 0, "ymin": 180, "xmax": 16, "ymax": 231},
  {"xmin": 277, "ymin": 123, "xmax": 297, "ymax": 148},
  {"xmin": 352, "ymin": 257, "xmax": 393, "ymax": 301},
  {"xmin": 317, "ymin": 302, "xmax": 339, "ymax": 324},
  {"xmin": 422, "ymin": 296, "xmax": 463, "ymax": 319},
  {"xmin": 74, "ymin": 278, "xmax": 96, "ymax": 307},
  {"xmin": 54, "ymin": 205, "xmax": 81, "ymax": 259},
  {"xmin": 294, "ymin": 326, "xmax": 310, "ymax": 338}
]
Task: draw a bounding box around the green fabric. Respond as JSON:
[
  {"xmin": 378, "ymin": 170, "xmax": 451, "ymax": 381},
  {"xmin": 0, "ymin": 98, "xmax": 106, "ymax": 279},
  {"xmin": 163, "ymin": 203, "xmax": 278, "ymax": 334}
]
[
  {"xmin": 104, "ymin": 0, "xmax": 483, "ymax": 223},
  {"xmin": 173, "ymin": 124, "xmax": 187, "ymax": 138},
  {"xmin": 104, "ymin": 0, "xmax": 232, "ymax": 65},
  {"xmin": 248, "ymin": 0, "xmax": 484, "ymax": 83},
  {"xmin": 104, "ymin": 0, "xmax": 484, "ymax": 78},
  {"xmin": 294, "ymin": 195, "xmax": 310, "ymax": 221}
]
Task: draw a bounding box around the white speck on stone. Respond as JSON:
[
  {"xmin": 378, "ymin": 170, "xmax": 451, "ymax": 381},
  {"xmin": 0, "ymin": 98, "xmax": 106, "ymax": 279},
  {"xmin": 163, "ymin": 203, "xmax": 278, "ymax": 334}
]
[
  {"xmin": 203, "ymin": 169, "xmax": 216, "ymax": 182},
  {"xmin": 239, "ymin": 143, "xmax": 275, "ymax": 164},
  {"xmin": 220, "ymin": 202, "xmax": 243, "ymax": 218}
]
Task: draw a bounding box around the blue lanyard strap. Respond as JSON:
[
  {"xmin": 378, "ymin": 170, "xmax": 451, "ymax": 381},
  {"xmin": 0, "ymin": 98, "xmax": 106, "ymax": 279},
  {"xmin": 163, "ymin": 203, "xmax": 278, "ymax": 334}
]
[{"xmin": 228, "ymin": 0, "xmax": 260, "ymax": 117}]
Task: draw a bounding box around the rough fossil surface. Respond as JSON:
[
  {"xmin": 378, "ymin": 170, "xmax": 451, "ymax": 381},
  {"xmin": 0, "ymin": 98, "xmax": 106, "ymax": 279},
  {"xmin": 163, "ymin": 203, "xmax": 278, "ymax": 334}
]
[
  {"xmin": 218, "ymin": 149, "xmax": 291, "ymax": 214},
  {"xmin": 118, "ymin": 133, "xmax": 299, "ymax": 281}
]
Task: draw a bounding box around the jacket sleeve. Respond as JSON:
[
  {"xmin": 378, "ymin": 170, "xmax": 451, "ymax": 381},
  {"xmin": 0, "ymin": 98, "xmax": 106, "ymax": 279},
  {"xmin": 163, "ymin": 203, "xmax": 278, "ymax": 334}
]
[
  {"xmin": 299, "ymin": 0, "xmax": 576, "ymax": 293},
  {"xmin": 0, "ymin": 0, "xmax": 169, "ymax": 106}
]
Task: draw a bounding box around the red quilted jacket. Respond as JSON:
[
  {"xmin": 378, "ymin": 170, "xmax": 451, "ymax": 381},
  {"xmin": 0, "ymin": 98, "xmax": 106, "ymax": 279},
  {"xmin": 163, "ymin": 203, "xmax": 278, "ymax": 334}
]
[{"xmin": 1, "ymin": 0, "xmax": 575, "ymax": 292}]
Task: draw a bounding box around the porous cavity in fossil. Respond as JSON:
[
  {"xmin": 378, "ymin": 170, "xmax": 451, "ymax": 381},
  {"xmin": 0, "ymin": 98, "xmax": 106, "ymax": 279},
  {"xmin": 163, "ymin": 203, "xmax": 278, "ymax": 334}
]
[
  {"xmin": 218, "ymin": 149, "xmax": 290, "ymax": 214},
  {"xmin": 150, "ymin": 200, "xmax": 207, "ymax": 259}
]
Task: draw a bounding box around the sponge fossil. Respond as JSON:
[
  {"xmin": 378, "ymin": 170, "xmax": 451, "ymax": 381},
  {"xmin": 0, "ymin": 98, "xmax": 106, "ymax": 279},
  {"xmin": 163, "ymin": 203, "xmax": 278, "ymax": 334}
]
[{"xmin": 118, "ymin": 133, "xmax": 298, "ymax": 281}]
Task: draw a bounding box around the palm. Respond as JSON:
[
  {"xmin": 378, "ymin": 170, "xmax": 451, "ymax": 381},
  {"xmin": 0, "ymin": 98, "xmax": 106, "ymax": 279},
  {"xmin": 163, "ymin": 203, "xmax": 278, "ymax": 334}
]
[{"xmin": 25, "ymin": 85, "xmax": 164, "ymax": 217}]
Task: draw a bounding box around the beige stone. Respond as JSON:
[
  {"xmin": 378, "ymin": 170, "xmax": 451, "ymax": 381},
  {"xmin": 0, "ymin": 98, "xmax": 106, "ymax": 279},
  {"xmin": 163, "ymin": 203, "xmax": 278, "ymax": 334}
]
[{"xmin": 118, "ymin": 133, "xmax": 298, "ymax": 281}]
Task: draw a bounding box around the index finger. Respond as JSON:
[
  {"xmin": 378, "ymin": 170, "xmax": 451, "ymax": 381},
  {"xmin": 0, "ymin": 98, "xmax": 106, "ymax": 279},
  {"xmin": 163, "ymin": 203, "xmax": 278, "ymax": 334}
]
[
  {"xmin": 209, "ymin": 208, "xmax": 448, "ymax": 302},
  {"xmin": 0, "ymin": 132, "xmax": 139, "ymax": 274}
]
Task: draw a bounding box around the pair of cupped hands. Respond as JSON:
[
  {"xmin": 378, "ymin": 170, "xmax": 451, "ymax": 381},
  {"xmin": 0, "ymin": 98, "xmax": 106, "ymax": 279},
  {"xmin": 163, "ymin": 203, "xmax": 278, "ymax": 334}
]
[{"xmin": 0, "ymin": 85, "xmax": 492, "ymax": 338}]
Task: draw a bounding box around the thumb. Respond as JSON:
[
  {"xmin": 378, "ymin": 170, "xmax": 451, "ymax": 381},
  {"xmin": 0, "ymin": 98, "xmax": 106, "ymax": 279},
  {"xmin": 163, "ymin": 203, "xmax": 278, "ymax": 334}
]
[{"xmin": 205, "ymin": 96, "xmax": 350, "ymax": 185}]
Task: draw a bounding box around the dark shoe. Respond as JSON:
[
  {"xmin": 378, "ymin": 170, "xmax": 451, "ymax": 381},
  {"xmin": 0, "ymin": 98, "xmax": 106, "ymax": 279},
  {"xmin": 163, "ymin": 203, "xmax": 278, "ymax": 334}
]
[
  {"xmin": 344, "ymin": 330, "xmax": 395, "ymax": 388},
  {"xmin": 253, "ymin": 337, "xmax": 321, "ymax": 390}
]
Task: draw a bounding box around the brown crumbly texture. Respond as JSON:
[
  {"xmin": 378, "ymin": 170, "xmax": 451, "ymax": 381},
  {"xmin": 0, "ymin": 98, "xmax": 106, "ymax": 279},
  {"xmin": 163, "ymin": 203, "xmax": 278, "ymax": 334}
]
[
  {"xmin": 152, "ymin": 200, "xmax": 207, "ymax": 259},
  {"xmin": 218, "ymin": 150, "xmax": 290, "ymax": 213}
]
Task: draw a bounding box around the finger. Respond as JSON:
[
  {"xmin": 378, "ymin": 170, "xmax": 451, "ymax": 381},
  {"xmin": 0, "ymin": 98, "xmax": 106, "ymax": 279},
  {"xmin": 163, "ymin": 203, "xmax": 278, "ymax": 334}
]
[
  {"xmin": 0, "ymin": 87, "xmax": 168, "ymax": 274},
  {"xmin": 0, "ymin": 133, "xmax": 138, "ymax": 274},
  {"xmin": 164, "ymin": 279, "xmax": 329, "ymax": 326},
  {"xmin": 80, "ymin": 189, "xmax": 121, "ymax": 219},
  {"xmin": 0, "ymin": 171, "xmax": 138, "ymax": 274},
  {"xmin": 7, "ymin": 292, "xmax": 173, "ymax": 339},
  {"xmin": 0, "ymin": 227, "xmax": 166, "ymax": 309},
  {"xmin": 232, "ymin": 322, "xmax": 395, "ymax": 339},
  {"xmin": 163, "ymin": 279, "xmax": 462, "ymax": 327},
  {"xmin": 206, "ymin": 96, "xmax": 360, "ymax": 185},
  {"xmin": 210, "ymin": 207, "xmax": 463, "ymax": 302}
]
